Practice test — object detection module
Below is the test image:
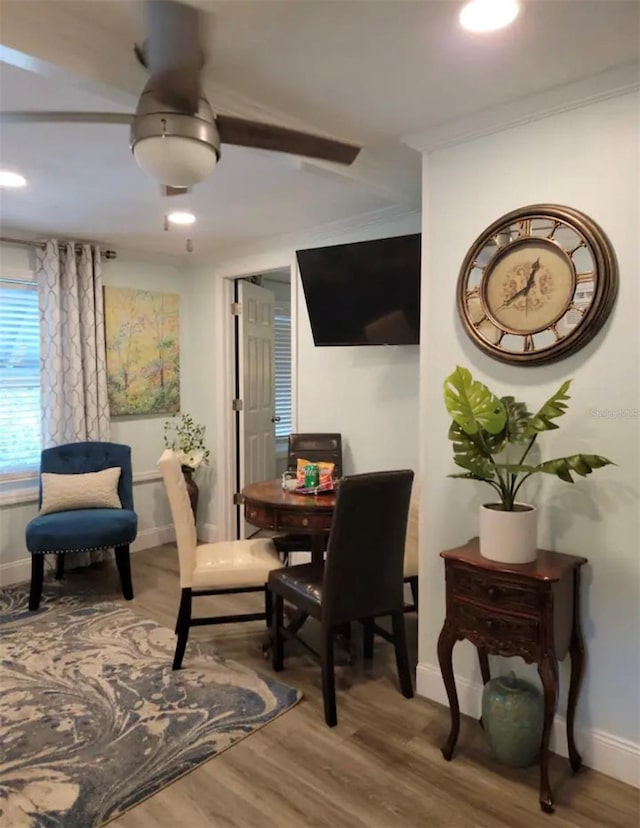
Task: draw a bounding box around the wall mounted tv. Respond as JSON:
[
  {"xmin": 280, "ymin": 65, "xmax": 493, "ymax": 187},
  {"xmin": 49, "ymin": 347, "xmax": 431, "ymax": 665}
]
[{"xmin": 297, "ymin": 233, "xmax": 421, "ymax": 346}]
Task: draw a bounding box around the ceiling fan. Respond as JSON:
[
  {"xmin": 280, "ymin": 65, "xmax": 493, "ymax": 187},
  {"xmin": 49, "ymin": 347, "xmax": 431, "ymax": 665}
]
[{"xmin": 0, "ymin": 0, "xmax": 361, "ymax": 195}]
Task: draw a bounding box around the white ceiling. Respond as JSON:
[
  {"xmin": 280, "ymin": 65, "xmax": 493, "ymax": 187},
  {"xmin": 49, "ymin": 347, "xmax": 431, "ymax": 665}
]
[{"xmin": 0, "ymin": 0, "xmax": 638, "ymax": 259}]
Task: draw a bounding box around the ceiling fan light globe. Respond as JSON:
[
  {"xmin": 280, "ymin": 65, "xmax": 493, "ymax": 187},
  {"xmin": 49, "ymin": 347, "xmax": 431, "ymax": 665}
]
[{"xmin": 133, "ymin": 135, "xmax": 217, "ymax": 187}]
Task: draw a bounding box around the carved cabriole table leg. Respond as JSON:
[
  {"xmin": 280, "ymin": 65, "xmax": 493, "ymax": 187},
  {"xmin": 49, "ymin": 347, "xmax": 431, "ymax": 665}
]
[
  {"xmin": 567, "ymin": 568, "xmax": 585, "ymax": 772},
  {"xmin": 437, "ymin": 621, "xmax": 460, "ymax": 760},
  {"xmin": 537, "ymin": 652, "xmax": 559, "ymax": 813},
  {"xmin": 477, "ymin": 647, "xmax": 491, "ymax": 729}
]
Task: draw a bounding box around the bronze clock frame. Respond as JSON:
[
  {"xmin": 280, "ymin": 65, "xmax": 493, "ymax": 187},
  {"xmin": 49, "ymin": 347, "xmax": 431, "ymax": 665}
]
[{"xmin": 456, "ymin": 204, "xmax": 618, "ymax": 365}]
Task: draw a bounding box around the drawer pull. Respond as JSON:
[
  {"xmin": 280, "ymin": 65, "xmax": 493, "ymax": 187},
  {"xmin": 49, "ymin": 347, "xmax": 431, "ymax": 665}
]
[
  {"xmin": 302, "ymin": 518, "xmax": 309, "ymax": 527},
  {"xmin": 485, "ymin": 619, "xmax": 496, "ymax": 631},
  {"xmin": 487, "ymin": 587, "xmax": 499, "ymax": 601},
  {"xmin": 249, "ymin": 510, "xmax": 256, "ymax": 519}
]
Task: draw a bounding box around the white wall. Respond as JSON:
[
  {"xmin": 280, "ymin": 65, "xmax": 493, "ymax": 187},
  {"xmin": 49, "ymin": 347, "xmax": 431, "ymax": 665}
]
[
  {"xmin": 0, "ymin": 244, "xmax": 192, "ymax": 578},
  {"xmin": 418, "ymin": 92, "xmax": 639, "ymax": 781},
  {"xmin": 0, "ymin": 242, "xmax": 35, "ymax": 273},
  {"xmin": 295, "ymin": 215, "xmax": 420, "ymax": 475},
  {"xmin": 187, "ymin": 211, "xmax": 422, "ymax": 537}
]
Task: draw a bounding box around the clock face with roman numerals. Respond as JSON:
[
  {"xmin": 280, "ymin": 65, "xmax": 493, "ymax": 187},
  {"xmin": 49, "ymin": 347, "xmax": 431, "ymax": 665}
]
[{"xmin": 457, "ymin": 204, "xmax": 618, "ymax": 365}]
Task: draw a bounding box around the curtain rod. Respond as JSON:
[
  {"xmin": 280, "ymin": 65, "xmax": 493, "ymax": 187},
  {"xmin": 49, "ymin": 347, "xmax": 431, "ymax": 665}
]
[
  {"xmin": 1, "ymin": 236, "xmax": 117, "ymax": 258},
  {"xmin": 0, "ymin": 236, "xmax": 45, "ymax": 250}
]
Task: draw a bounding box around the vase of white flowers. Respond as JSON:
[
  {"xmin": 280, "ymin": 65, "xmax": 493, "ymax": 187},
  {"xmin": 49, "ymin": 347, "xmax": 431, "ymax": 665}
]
[{"xmin": 163, "ymin": 413, "xmax": 210, "ymax": 521}]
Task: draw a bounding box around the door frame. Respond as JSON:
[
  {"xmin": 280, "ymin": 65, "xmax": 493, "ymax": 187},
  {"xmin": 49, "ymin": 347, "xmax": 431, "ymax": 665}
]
[{"xmin": 214, "ymin": 258, "xmax": 298, "ymax": 541}]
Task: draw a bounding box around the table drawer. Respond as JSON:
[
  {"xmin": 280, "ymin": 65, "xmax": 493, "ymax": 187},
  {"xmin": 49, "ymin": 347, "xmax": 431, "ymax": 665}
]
[
  {"xmin": 245, "ymin": 504, "xmax": 276, "ymax": 530},
  {"xmin": 277, "ymin": 511, "xmax": 332, "ymax": 533},
  {"xmin": 451, "ymin": 565, "xmax": 540, "ymax": 614},
  {"xmin": 454, "ymin": 600, "xmax": 540, "ymax": 660}
]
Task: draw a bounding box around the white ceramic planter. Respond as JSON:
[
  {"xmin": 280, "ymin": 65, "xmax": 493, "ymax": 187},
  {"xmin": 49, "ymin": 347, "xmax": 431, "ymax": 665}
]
[{"xmin": 479, "ymin": 503, "xmax": 538, "ymax": 564}]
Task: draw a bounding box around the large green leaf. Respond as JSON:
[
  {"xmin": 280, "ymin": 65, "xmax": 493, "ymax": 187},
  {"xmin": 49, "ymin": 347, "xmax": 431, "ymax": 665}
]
[
  {"xmin": 534, "ymin": 454, "xmax": 614, "ymax": 483},
  {"xmin": 496, "ymin": 454, "xmax": 613, "ymax": 483},
  {"xmin": 448, "ymin": 421, "xmax": 497, "ymax": 480},
  {"xmin": 444, "ymin": 366, "xmax": 506, "ymax": 436},
  {"xmin": 525, "ymin": 380, "xmax": 572, "ymax": 435},
  {"xmin": 501, "ymin": 396, "xmax": 532, "ymax": 444}
]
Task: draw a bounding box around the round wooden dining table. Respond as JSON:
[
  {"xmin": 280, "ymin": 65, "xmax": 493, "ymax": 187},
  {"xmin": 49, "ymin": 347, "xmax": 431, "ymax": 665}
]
[{"xmin": 242, "ymin": 478, "xmax": 336, "ymax": 563}]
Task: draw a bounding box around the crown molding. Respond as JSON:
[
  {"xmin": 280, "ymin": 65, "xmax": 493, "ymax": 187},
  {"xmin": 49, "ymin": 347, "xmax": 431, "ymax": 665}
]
[
  {"xmin": 188, "ymin": 204, "xmax": 421, "ymax": 267},
  {"xmin": 404, "ymin": 62, "xmax": 640, "ymax": 154}
]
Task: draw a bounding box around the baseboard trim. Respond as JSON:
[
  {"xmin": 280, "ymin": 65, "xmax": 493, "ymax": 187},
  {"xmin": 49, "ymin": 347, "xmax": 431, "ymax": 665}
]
[
  {"xmin": 0, "ymin": 525, "xmax": 177, "ymax": 588},
  {"xmin": 416, "ymin": 662, "xmax": 639, "ymax": 789},
  {"xmin": 130, "ymin": 524, "xmax": 175, "ymax": 553},
  {"xmin": 0, "ymin": 558, "xmax": 32, "ymax": 588}
]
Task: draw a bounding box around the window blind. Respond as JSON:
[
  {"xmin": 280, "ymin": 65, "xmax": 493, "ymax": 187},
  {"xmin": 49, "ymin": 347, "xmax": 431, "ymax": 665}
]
[
  {"xmin": 274, "ymin": 308, "xmax": 292, "ymax": 438},
  {"xmin": 0, "ymin": 279, "xmax": 41, "ymax": 474}
]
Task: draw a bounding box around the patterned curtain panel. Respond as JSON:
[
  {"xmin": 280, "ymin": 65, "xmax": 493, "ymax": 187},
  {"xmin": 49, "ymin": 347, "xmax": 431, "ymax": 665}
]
[
  {"xmin": 37, "ymin": 241, "xmax": 110, "ymax": 445},
  {"xmin": 36, "ymin": 241, "xmax": 111, "ymax": 567}
]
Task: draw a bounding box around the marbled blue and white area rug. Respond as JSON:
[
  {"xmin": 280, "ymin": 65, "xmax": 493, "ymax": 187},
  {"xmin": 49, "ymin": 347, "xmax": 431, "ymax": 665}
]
[{"xmin": 0, "ymin": 587, "xmax": 301, "ymax": 828}]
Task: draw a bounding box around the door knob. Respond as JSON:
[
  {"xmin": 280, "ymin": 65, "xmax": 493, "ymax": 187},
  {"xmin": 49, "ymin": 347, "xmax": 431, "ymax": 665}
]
[{"xmin": 271, "ymin": 415, "xmax": 281, "ymax": 423}]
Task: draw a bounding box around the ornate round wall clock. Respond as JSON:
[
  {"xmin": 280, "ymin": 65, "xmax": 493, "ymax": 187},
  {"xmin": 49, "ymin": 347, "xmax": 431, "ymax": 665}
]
[{"xmin": 456, "ymin": 204, "xmax": 618, "ymax": 365}]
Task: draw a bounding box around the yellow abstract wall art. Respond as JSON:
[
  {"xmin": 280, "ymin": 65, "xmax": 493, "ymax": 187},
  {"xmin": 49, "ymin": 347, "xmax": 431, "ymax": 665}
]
[{"xmin": 104, "ymin": 286, "xmax": 180, "ymax": 416}]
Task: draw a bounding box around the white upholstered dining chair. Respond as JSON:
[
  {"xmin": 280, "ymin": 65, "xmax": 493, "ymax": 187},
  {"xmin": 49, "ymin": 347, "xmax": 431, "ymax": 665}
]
[{"xmin": 157, "ymin": 450, "xmax": 283, "ymax": 670}]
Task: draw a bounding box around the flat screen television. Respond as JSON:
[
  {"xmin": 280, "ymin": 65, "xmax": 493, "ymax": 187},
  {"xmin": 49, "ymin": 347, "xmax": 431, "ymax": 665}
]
[{"xmin": 297, "ymin": 233, "xmax": 421, "ymax": 346}]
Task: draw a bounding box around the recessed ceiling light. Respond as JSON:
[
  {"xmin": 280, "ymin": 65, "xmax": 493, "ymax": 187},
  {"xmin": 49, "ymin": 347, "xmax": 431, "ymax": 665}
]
[
  {"xmin": 0, "ymin": 170, "xmax": 27, "ymax": 188},
  {"xmin": 167, "ymin": 211, "xmax": 196, "ymax": 226},
  {"xmin": 459, "ymin": 0, "xmax": 519, "ymax": 32}
]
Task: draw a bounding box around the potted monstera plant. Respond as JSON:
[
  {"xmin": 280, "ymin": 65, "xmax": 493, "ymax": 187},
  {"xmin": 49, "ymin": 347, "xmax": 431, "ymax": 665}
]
[{"xmin": 444, "ymin": 366, "xmax": 613, "ymax": 564}]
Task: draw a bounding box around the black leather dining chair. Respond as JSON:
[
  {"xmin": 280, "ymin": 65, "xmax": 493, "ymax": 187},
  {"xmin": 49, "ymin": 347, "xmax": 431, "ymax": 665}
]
[
  {"xmin": 268, "ymin": 469, "xmax": 415, "ymax": 726},
  {"xmin": 273, "ymin": 433, "xmax": 342, "ymax": 560}
]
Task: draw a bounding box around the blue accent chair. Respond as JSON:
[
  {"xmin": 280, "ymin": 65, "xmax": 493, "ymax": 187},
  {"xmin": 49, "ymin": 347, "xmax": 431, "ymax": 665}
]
[{"xmin": 25, "ymin": 441, "xmax": 138, "ymax": 610}]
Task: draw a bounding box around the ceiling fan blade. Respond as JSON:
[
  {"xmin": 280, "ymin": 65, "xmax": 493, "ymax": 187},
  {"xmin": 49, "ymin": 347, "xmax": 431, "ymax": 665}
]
[
  {"xmin": 145, "ymin": 0, "xmax": 205, "ymax": 113},
  {"xmin": 216, "ymin": 115, "xmax": 361, "ymax": 165},
  {"xmin": 161, "ymin": 185, "xmax": 191, "ymax": 196},
  {"xmin": 0, "ymin": 112, "xmax": 134, "ymax": 125}
]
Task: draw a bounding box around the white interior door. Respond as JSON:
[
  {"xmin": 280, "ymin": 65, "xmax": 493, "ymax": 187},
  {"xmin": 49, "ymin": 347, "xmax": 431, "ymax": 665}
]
[{"xmin": 238, "ymin": 279, "xmax": 276, "ymax": 536}]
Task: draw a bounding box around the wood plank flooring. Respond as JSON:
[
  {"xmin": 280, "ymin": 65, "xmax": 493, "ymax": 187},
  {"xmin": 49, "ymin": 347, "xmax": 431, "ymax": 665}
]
[{"xmin": 50, "ymin": 545, "xmax": 638, "ymax": 828}]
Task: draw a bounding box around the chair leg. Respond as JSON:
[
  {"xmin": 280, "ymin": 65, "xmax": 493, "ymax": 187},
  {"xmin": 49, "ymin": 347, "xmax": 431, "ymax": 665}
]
[
  {"xmin": 264, "ymin": 585, "xmax": 272, "ymax": 629},
  {"xmin": 321, "ymin": 625, "xmax": 337, "ymax": 727},
  {"xmin": 29, "ymin": 555, "xmax": 45, "ymax": 611},
  {"xmin": 172, "ymin": 588, "xmax": 192, "ymax": 670},
  {"xmin": 272, "ymin": 592, "xmax": 284, "ymax": 671},
  {"xmin": 391, "ymin": 612, "xmax": 414, "ymax": 699},
  {"xmin": 409, "ymin": 577, "xmax": 419, "ymax": 613},
  {"xmin": 363, "ymin": 617, "xmax": 375, "ymax": 661},
  {"xmin": 115, "ymin": 545, "xmax": 134, "ymax": 601},
  {"xmin": 55, "ymin": 553, "xmax": 65, "ymax": 580}
]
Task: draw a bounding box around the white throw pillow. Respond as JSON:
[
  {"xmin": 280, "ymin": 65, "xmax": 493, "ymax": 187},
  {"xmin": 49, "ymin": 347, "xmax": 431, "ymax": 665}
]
[{"xmin": 40, "ymin": 467, "xmax": 123, "ymax": 516}]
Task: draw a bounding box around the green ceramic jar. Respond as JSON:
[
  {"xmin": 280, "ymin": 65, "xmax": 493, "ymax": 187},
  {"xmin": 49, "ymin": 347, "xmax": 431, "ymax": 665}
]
[{"xmin": 481, "ymin": 671, "xmax": 544, "ymax": 767}]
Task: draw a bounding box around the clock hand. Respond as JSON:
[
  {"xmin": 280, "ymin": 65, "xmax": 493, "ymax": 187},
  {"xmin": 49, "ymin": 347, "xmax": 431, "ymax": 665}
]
[
  {"xmin": 524, "ymin": 259, "xmax": 539, "ymax": 316},
  {"xmin": 498, "ymin": 258, "xmax": 542, "ymax": 310},
  {"xmin": 502, "ymin": 284, "xmax": 528, "ymax": 307},
  {"xmin": 524, "ymin": 258, "xmax": 541, "ymax": 294}
]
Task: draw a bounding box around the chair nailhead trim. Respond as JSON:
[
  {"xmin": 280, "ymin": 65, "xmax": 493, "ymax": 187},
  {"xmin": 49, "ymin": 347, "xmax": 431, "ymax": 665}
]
[{"xmin": 31, "ymin": 538, "xmax": 136, "ymax": 555}]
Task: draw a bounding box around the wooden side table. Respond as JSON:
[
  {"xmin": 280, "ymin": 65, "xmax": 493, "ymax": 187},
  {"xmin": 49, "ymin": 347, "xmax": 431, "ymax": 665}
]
[{"xmin": 437, "ymin": 539, "xmax": 587, "ymax": 813}]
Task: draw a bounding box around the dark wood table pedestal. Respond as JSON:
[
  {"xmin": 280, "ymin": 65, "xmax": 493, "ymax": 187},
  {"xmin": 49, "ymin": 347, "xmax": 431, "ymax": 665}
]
[{"xmin": 437, "ymin": 540, "xmax": 587, "ymax": 814}]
